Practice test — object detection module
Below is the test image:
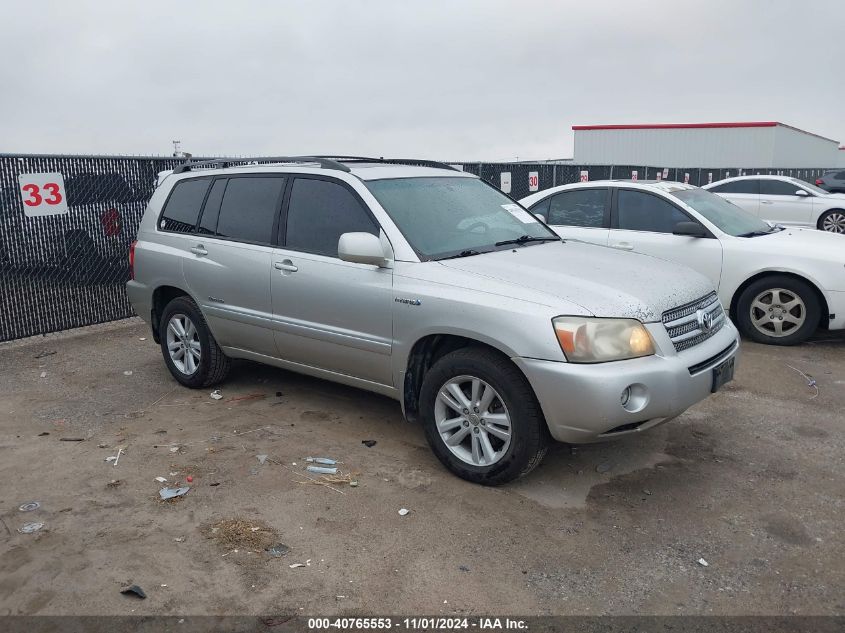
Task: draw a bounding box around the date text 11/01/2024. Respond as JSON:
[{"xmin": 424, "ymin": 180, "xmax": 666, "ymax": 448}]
[{"xmin": 307, "ymin": 618, "xmax": 528, "ymax": 630}]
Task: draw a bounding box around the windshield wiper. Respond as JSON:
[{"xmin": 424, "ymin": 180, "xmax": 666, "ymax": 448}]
[
  {"xmin": 494, "ymin": 235, "xmax": 560, "ymax": 247},
  {"xmin": 437, "ymin": 249, "xmax": 486, "ymax": 260},
  {"xmin": 737, "ymin": 228, "xmax": 778, "ymax": 238}
]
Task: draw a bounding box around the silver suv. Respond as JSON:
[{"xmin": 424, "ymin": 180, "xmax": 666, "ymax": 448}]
[{"xmin": 127, "ymin": 157, "xmax": 740, "ymax": 485}]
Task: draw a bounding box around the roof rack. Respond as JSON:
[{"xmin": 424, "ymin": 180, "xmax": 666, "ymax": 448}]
[
  {"xmin": 314, "ymin": 156, "xmax": 461, "ymax": 172},
  {"xmin": 172, "ymin": 156, "xmax": 351, "ymax": 174}
]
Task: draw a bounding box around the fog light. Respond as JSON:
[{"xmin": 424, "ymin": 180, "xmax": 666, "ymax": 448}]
[{"xmin": 620, "ymin": 383, "xmax": 649, "ymax": 413}]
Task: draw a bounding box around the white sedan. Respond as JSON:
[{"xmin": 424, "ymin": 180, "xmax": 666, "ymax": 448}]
[
  {"xmin": 520, "ymin": 181, "xmax": 845, "ymax": 345},
  {"xmin": 703, "ymin": 175, "xmax": 845, "ymax": 234}
]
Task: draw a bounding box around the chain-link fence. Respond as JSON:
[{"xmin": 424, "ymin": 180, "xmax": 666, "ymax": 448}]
[
  {"xmin": 0, "ymin": 155, "xmax": 188, "ymax": 341},
  {"xmin": 0, "ymin": 154, "xmax": 835, "ymax": 342},
  {"xmin": 461, "ymin": 163, "xmax": 831, "ymax": 202}
]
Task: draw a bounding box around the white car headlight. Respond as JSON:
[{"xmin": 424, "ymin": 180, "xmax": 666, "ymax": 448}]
[{"xmin": 553, "ymin": 316, "xmax": 655, "ymax": 363}]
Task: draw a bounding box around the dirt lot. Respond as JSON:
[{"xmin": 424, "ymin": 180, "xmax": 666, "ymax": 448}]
[{"xmin": 0, "ymin": 319, "xmax": 843, "ymax": 616}]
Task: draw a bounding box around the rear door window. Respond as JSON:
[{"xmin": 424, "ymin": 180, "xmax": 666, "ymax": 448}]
[
  {"xmin": 547, "ymin": 189, "xmax": 609, "ymax": 227},
  {"xmin": 160, "ymin": 178, "xmax": 211, "ymax": 233},
  {"xmin": 710, "ymin": 179, "xmax": 760, "ymax": 194},
  {"xmin": 215, "ymin": 176, "xmax": 286, "ymax": 244},
  {"xmin": 197, "ymin": 179, "xmax": 228, "ymax": 235},
  {"xmin": 284, "ymin": 177, "xmax": 378, "ymax": 257}
]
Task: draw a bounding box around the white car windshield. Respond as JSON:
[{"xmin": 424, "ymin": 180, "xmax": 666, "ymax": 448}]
[
  {"xmin": 673, "ymin": 188, "xmax": 778, "ymax": 237},
  {"xmin": 366, "ymin": 177, "xmax": 559, "ymax": 260}
]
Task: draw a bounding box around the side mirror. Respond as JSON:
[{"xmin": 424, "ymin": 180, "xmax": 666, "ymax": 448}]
[
  {"xmin": 338, "ymin": 232, "xmax": 388, "ymax": 267},
  {"xmin": 673, "ymin": 221, "xmax": 708, "ymax": 238},
  {"xmin": 795, "ymin": 189, "xmax": 809, "ymax": 197},
  {"xmin": 533, "ymin": 213, "xmax": 547, "ymax": 223}
]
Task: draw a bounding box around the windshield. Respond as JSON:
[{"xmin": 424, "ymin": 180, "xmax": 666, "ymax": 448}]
[
  {"xmin": 789, "ymin": 178, "xmax": 827, "ymax": 196},
  {"xmin": 673, "ymin": 188, "xmax": 775, "ymax": 237},
  {"xmin": 365, "ymin": 177, "xmax": 558, "ymax": 259}
]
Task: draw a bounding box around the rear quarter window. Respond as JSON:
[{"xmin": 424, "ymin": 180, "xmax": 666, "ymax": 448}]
[{"xmin": 159, "ymin": 178, "xmax": 211, "ymax": 234}]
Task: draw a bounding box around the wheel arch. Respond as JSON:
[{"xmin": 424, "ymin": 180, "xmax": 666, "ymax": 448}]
[
  {"xmin": 729, "ymin": 271, "xmax": 830, "ymax": 330},
  {"xmin": 401, "ymin": 333, "xmax": 530, "ymax": 423},
  {"xmin": 150, "ymin": 285, "xmax": 194, "ymax": 343}
]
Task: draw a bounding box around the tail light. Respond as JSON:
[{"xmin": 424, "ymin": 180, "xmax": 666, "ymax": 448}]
[
  {"xmin": 129, "ymin": 240, "xmax": 137, "ymax": 280},
  {"xmin": 815, "ymin": 179, "xmax": 823, "ymax": 186}
]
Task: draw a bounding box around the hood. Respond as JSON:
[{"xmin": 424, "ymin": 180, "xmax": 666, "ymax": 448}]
[
  {"xmin": 739, "ymin": 226, "xmax": 845, "ymax": 259},
  {"xmin": 821, "ymin": 192, "xmax": 845, "ymax": 201},
  {"xmin": 438, "ymin": 241, "xmax": 714, "ymax": 322}
]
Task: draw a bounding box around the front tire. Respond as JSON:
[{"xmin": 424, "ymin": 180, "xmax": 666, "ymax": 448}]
[
  {"xmin": 818, "ymin": 209, "xmax": 845, "ymax": 234},
  {"xmin": 159, "ymin": 296, "xmax": 231, "ymax": 388},
  {"xmin": 735, "ymin": 276, "xmax": 820, "ymax": 345},
  {"xmin": 419, "ymin": 347, "xmax": 548, "ymax": 485}
]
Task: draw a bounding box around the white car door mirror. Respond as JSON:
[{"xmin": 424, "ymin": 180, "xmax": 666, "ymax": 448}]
[
  {"xmin": 533, "ymin": 213, "xmax": 547, "ymax": 223},
  {"xmin": 338, "ymin": 232, "xmax": 388, "ymax": 267},
  {"xmin": 672, "ymin": 221, "xmax": 708, "ymax": 238},
  {"xmin": 795, "ymin": 189, "xmax": 809, "ymax": 197}
]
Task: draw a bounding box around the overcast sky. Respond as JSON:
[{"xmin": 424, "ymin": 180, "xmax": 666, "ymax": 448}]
[{"xmin": 2, "ymin": 0, "xmax": 843, "ymax": 160}]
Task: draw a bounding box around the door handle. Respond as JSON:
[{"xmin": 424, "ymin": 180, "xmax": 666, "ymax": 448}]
[
  {"xmin": 190, "ymin": 245, "xmax": 208, "ymax": 256},
  {"xmin": 610, "ymin": 242, "xmax": 634, "ymax": 251},
  {"xmin": 761, "ymin": 200, "xmax": 773, "ymax": 204},
  {"xmin": 274, "ymin": 260, "xmax": 298, "ymax": 273}
]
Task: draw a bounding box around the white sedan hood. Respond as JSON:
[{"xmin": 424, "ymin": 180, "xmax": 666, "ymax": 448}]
[{"xmin": 439, "ymin": 241, "xmax": 714, "ymax": 322}]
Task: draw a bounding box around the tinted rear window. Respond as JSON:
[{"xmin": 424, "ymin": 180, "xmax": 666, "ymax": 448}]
[
  {"xmin": 215, "ymin": 176, "xmax": 285, "ymax": 244},
  {"xmin": 197, "ymin": 179, "xmax": 227, "ymax": 235},
  {"xmin": 710, "ymin": 179, "xmax": 759, "ymax": 194},
  {"xmin": 548, "ymin": 189, "xmax": 608, "ymax": 227},
  {"xmin": 160, "ymin": 178, "xmax": 211, "ymax": 233}
]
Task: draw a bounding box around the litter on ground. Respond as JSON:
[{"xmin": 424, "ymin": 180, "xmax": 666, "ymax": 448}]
[
  {"xmin": 306, "ymin": 465, "xmax": 337, "ymax": 475},
  {"xmin": 159, "ymin": 487, "xmax": 190, "ymax": 500},
  {"xmin": 120, "ymin": 585, "xmax": 147, "ymax": 599},
  {"xmin": 306, "ymin": 457, "xmax": 337, "ymax": 465},
  {"xmin": 19, "ymin": 522, "xmax": 44, "ymax": 534}
]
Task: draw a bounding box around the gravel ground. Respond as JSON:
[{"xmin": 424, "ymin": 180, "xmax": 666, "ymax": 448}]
[{"xmin": 0, "ymin": 319, "xmax": 843, "ymax": 616}]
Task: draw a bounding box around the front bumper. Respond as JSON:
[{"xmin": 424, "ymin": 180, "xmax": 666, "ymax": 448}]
[{"xmin": 514, "ymin": 320, "xmax": 740, "ymax": 444}]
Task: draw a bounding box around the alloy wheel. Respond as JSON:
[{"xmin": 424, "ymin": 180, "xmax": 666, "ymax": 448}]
[
  {"xmin": 166, "ymin": 313, "xmax": 201, "ymax": 375},
  {"xmin": 749, "ymin": 288, "xmax": 806, "ymax": 338},
  {"xmin": 434, "ymin": 375, "xmax": 512, "ymax": 467},
  {"xmin": 821, "ymin": 211, "xmax": 845, "ymax": 233}
]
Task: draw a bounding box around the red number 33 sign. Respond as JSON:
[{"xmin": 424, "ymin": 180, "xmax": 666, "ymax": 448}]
[{"xmin": 18, "ymin": 173, "xmax": 69, "ymax": 217}]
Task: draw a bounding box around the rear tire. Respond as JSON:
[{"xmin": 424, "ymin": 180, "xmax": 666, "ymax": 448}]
[
  {"xmin": 817, "ymin": 209, "xmax": 845, "ymax": 234},
  {"xmin": 159, "ymin": 296, "xmax": 230, "ymax": 388},
  {"xmin": 419, "ymin": 346, "xmax": 548, "ymax": 485},
  {"xmin": 735, "ymin": 275, "xmax": 820, "ymax": 346}
]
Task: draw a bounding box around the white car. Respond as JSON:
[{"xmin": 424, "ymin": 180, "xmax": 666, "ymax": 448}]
[
  {"xmin": 703, "ymin": 175, "xmax": 845, "ymax": 234},
  {"xmin": 520, "ymin": 180, "xmax": 845, "ymax": 345}
]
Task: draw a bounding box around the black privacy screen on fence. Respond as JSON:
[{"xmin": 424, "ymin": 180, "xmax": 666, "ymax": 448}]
[
  {"xmin": 0, "ymin": 154, "xmax": 832, "ymax": 342},
  {"xmin": 0, "ymin": 155, "xmax": 184, "ymax": 341}
]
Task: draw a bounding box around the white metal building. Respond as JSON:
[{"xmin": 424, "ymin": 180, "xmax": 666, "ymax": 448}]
[{"xmin": 572, "ymin": 122, "xmax": 840, "ymax": 168}]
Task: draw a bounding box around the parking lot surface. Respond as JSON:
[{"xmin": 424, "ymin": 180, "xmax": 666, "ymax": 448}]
[{"xmin": 0, "ymin": 320, "xmax": 843, "ymax": 616}]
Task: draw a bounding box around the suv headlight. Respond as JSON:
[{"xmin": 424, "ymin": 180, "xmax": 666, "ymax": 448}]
[{"xmin": 553, "ymin": 316, "xmax": 655, "ymax": 363}]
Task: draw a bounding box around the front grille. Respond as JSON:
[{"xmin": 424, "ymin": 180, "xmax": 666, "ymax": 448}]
[{"xmin": 662, "ymin": 292, "xmax": 726, "ymax": 352}]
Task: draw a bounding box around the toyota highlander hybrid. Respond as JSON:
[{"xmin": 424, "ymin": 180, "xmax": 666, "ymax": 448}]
[{"xmin": 127, "ymin": 157, "xmax": 740, "ymax": 485}]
